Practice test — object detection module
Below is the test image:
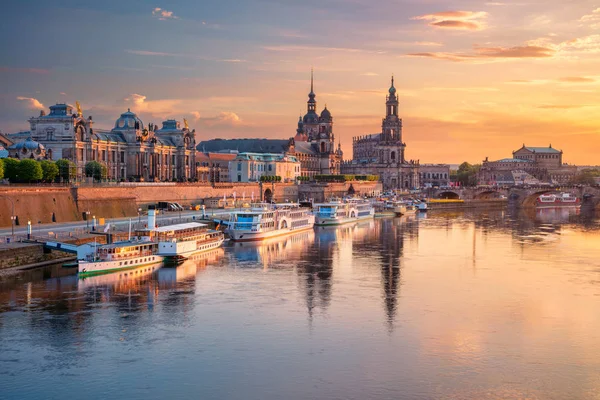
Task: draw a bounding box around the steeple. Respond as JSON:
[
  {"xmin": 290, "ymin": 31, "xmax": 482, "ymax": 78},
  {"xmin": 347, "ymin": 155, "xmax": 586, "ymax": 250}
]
[{"xmin": 386, "ymin": 75, "xmax": 398, "ymax": 118}]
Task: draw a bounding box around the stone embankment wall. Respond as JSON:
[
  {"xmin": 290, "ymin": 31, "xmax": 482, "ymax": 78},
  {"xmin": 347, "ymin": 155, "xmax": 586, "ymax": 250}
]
[
  {"xmin": 0, "ymin": 243, "xmax": 72, "ymax": 270},
  {"xmin": 0, "ymin": 188, "xmax": 80, "ymax": 227}
]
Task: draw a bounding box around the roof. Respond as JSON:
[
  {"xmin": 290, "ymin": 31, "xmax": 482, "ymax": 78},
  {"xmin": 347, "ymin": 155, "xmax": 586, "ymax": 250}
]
[
  {"xmin": 516, "ymin": 145, "xmax": 561, "ymax": 154},
  {"xmin": 196, "ymin": 152, "xmax": 237, "ymax": 162},
  {"xmin": 154, "ymin": 222, "xmax": 207, "ymax": 232},
  {"xmin": 198, "ymin": 138, "xmax": 291, "ymax": 154},
  {"xmin": 0, "ymin": 145, "xmax": 8, "ymax": 158},
  {"xmin": 293, "ymin": 141, "xmax": 317, "ymax": 155},
  {"xmin": 492, "ymin": 158, "xmax": 534, "ymax": 163}
]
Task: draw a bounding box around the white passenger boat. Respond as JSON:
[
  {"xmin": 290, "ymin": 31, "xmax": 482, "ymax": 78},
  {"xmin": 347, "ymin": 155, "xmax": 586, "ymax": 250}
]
[
  {"xmin": 227, "ymin": 203, "xmax": 315, "ymax": 242},
  {"xmin": 155, "ymin": 222, "xmax": 224, "ymax": 262},
  {"xmin": 536, "ymin": 193, "xmax": 580, "ymax": 208},
  {"xmin": 78, "ymin": 240, "xmax": 163, "ymax": 277},
  {"xmin": 314, "ymin": 198, "xmax": 375, "ymax": 226}
]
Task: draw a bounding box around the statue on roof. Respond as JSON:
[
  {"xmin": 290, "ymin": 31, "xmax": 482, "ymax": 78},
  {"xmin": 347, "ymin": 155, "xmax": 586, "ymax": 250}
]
[
  {"xmin": 75, "ymin": 101, "xmax": 82, "ymax": 116},
  {"xmin": 183, "ymin": 118, "xmax": 189, "ymax": 130}
]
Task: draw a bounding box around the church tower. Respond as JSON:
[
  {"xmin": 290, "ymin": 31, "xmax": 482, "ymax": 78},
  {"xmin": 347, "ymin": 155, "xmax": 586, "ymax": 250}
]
[
  {"xmin": 302, "ymin": 69, "xmax": 320, "ymax": 139},
  {"xmin": 382, "ymin": 76, "xmax": 402, "ymax": 144}
]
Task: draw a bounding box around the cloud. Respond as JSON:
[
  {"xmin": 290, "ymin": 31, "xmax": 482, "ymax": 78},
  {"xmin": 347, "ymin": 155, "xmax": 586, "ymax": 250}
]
[
  {"xmin": 125, "ymin": 49, "xmax": 247, "ymax": 63},
  {"xmin": 414, "ymin": 41, "xmax": 443, "ymax": 47},
  {"xmin": 361, "ymin": 72, "xmax": 378, "ymax": 76},
  {"xmin": 191, "ymin": 111, "xmax": 201, "ymax": 120},
  {"xmin": 198, "ymin": 112, "xmax": 242, "ymax": 127},
  {"xmin": 122, "ymin": 93, "xmax": 183, "ymax": 119},
  {"xmin": 556, "ymin": 76, "xmax": 595, "ymax": 83},
  {"xmin": 152, "ymin": 7, "xmax": 178, "ymax": 20},
  {"xmin": 0, "ymin": 66, "xmax": 49, "ymax": 74},
  {"xmin": 580, "ymin": 8, "xmax": 600, "ymax": 29},
  {"xmin": 412, "ymin": 11, "xmax": 488, "ymax": 31},
  {"xmin": 17, "ymin": 96, "xmax": 44, "ymax": 110},
  {"xmin": 537, "ymin": 104, "xmax": 585, "ymax": 109},
  {"xmin": 60, "ymin": 92, "xmax": 67, "ymax": 96},
  {"xmin": 407, "ymin": 44, "xmax": 555, "ymax": 62}
]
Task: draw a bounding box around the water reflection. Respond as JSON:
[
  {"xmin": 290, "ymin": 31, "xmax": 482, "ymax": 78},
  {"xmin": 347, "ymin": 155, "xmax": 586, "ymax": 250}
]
[{"xmin": 1, "ymin": 209, "xmax": 600, "ymax": 400}]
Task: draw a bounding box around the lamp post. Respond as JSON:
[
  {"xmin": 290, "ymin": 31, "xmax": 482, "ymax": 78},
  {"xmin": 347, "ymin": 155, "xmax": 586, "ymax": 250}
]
[
  {"xmin": 85, "ymin": 211, "xmax": 90, "ymax": 229},
  {"xmin": 138, "ymin": 208, "xmax": 142, "ymax": 224}
]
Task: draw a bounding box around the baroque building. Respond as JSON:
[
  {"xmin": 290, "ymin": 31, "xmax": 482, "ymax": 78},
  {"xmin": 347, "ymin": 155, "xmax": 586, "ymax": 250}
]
[
  {"xmin": 478, "ymin": 144, "xmax": 577, "ymax": 185},
  {"xmin": 341, "ymin": 77, "xmax": 420, "ymax": 190},
  {"xmin": 8, "ymin": 103, "xmax": 196, "ymax": 182},
  {"xmin": 198, "ymin": 71, "xmax": 343, "ymax": 179}
]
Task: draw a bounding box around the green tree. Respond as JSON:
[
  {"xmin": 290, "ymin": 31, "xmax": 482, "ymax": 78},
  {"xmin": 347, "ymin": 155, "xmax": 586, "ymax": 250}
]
[
  {"xmin": 40, "ymin": 160, "xmax": 59, "ymax": 182},
  {"xmin": 0, "ymin": 158, "xmax": 4, "ymax": 180},
  {"xmin": 18, "ymin": 159, "xmax": 43, "ymax": 182},
  {"xmin": 2, "ymin": 158, "xmax": 20, "ymax": 182},
  {"xmin": 56, "ymin": 159, "xmax": 76, "ymax": 183},
  {"xmin": 85, "ymin": 161, "xmax": 107, "ymax": 181},
  {"xmin": 456, "ymin": 162, "xmax": 481, "ymax": 186}
]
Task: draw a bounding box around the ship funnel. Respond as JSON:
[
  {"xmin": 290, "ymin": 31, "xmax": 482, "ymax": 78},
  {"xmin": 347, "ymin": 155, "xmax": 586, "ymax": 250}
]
[{"xmin": 147, "ymin": 206, "xmax": 157, "ymax": 229}]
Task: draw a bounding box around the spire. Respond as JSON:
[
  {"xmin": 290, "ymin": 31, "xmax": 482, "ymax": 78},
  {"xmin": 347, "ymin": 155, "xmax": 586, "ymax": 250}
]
[{"xmin": 310, "ymin": 67, "xmax": 314, "ymax": 94}]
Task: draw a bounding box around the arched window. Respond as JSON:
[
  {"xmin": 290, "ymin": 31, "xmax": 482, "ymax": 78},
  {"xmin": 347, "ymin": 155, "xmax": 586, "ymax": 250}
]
[
  {"xmin": 391, "ymin": 151, "xmax": 396, "ymax": 161},
  {"xmin": 320, "ymin": 142, "xmax": 325, "ymax": 153}
]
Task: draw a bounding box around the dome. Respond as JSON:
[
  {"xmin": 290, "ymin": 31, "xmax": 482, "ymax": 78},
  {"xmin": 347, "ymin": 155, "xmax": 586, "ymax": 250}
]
[
  {"xmin": 114, "ymin": 109, "xmax": 144, "ymax": 130},
  {"xmin": 303, "ymin": 111, "xmax": 319, "ymax": 124},
  {"xmin": 389, "ymin": 76, "xmax": 396, "ymax": 95},
  {"xmin": 320, "ymin": 106, "xmax": 332, "ymax": 121},
  {"xmin": 9, "ymin": 137, "xmax": 45, "ymax": 151}
]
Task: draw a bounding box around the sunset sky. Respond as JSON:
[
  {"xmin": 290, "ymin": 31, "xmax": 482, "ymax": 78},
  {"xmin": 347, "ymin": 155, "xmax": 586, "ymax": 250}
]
[{"xmin": 2, "ymin": 0, "xmax": 600, "ymax": 164}]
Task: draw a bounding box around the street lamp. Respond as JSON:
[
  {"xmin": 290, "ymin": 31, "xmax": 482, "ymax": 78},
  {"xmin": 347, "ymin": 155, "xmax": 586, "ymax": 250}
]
[
  {"xmin": 85, "ymin": 211, "xmax": 91, "ymax": 229},
  {"xmin": 138, "ymin": 208, "xmax": 142, "ymax": 224}
]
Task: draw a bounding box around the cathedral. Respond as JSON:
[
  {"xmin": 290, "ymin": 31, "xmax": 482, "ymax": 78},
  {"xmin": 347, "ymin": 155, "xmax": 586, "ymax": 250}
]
[
  {"xmin": 341, "ymin": 77, "xmax": 420, "ymax": 189},
  {"xmin": 198, "ymin": 70, "xmax": 343, "ymax": 178},
  {"xmin": 7, "ymin": 103, "xmax": 196, "ymax": 182}
]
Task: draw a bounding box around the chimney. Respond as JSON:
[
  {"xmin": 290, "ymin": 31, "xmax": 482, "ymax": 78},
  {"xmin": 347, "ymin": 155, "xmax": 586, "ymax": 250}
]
[{"xmin": 147, "ymin": 205, "xmax": 157, "ymax": 229}]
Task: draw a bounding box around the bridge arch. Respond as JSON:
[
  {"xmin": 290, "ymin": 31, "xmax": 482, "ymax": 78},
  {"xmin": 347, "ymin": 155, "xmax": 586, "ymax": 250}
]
[
  {"xmin": 520, "ymin": 189, "xmax": 579, "ymax": 208},
  {"xmin": 437, "ymin": 191, "xmax": 461, "ymax": 200},
  {"xmin": 474, "ymin": 190, "xmax": 503, "ymax": 200}
]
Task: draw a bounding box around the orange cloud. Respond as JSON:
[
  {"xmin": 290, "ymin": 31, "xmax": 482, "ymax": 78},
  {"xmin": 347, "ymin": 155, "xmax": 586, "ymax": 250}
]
[
  {"xmin": 556, "ymin": 76, "xmax": 595, "ymax": 83},
  {"xmin": 152, "ymin": 7, "xmax": 178, "ymax": 20},
  {"xmin": 16, "ymin": 96, "xmax": 44, "ymax": 110},
  {"xmin": 580, "ymin": 8, "xmax": 600, "ymax": 28},
  {"xmin": 412, "ymin": 11, "xmax": 488, "ymax": 31},
  {"xmin": 407, "ymin": 45, "xmax": 555, "ymax": 62}
]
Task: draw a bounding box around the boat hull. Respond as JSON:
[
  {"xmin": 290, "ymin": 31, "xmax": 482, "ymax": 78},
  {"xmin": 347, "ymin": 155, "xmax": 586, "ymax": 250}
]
[
  {"xmin": 159, "ymin": 238, "xmax": 224, "ymax": 260},
  {"xmin": 79, "ymin": 255, "xmax": 164, "ymax": 277},
  {"xmin": 315, "ymin": 213, "xmax": 374, "ymax": 226},
  {"xmin": 229, "ymin": 225, "xmax": 314, "ymax": 242}
]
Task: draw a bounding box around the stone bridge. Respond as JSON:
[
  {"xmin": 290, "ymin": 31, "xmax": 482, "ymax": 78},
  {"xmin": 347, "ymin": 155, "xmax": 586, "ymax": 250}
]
[{"xmin": 430, "ymin": 186, "xmax": 600, "ymax": 208}]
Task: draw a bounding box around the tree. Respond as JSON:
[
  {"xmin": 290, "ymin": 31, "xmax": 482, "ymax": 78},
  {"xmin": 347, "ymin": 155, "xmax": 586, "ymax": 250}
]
[
  {"xmin": 56, "ymin": 159, "xmax": 76, "ymax": 183},
  {"xmin": 85, "ymin": 161, "xmax": 107, "ymax": 181},
  {"xmin": 570, "ymin": 169, "xmax": 600, "ymax": 185},
  {"xmin": 40, "ymin": 160, "xmax": 59, "ymax": 182},
  {"xmin": 0, "ymin": 158, "xmax": 4, "ymax": 180},
  {"xmin": 456, "ymin": 162, "xmax": 481, "ymax": 186},
  {"xmin": 18, "ymin": 159, "xmax": 43, "ymax": 182},
  {"xmin": 3, "ymin": 158, "xmax": 20, "ymax": 182}
]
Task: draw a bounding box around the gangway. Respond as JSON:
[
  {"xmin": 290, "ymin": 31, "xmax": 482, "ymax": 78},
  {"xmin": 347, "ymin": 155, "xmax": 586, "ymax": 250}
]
[{"xmin": 44, "ymin": 241, "xmax": 79, "ymax": 254}]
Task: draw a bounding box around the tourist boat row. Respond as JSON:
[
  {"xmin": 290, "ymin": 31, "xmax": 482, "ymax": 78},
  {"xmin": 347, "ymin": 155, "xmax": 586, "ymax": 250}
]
[
  {"xmin": 536, "ymin": 193, "xmax": 581, "ymax": 208},
  {"xmin": 78, "ymin": 207, "xmax": 224, "ymax": 277}
]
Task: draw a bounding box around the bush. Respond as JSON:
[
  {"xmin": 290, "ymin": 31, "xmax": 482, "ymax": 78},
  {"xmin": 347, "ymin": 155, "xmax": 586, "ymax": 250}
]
[
  {"xmin": 0, "ymin": 158, "xmax": 4, "ymax": 180},
  {"xmin": 85, "ymin": 161, "xmax": 107, "ymax": 181},
  {"xmin": 3, "ymin": 158, "xmax": 20, "ymax": 182},
  {"xmin": 18, "ymin": 159, "xmax": 43, "ymax": 182},
  {"xmin": 56, "ymin": 159, "xmax": 76, "ymax": 182},
  {"xmin": 40, "ymin": 160, "xmax": 59, "ymax": 182}
]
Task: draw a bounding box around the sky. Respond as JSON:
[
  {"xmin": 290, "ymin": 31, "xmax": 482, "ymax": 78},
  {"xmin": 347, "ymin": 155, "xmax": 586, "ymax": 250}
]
[{"xmin": 1, "ymin": 0, "xmax": 600, "ymax": 164}]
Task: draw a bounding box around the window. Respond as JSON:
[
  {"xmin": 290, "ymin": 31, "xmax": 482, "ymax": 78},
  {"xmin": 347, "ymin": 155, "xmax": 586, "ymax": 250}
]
[
  {"xmin": 120, "ymin": 151, "xmax": 125, "ymax": 163},
  {"xmin": 268, "ymin": 165, "xmax": 272, "ymax": 172},
  {"xmin": 237, "ymin": 163, "xmax": 242, "ymax": 171},
  {"xmin": 238, "ymin": 175, "xmax": 241, "ymax": 182}
]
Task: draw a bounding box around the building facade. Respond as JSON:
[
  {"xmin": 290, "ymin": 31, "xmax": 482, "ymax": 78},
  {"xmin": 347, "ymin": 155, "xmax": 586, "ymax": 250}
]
[
  {"xmin": 7, "ymin": 103, "xmax": 196, "ymax": 182},
  {"xmin": 229, "ymin": 152, "xmax": 301, "ymax": 183},
  {"xmin": 341, "ymin": 77, "xmax": 420, "ymax": 190},
  {"xmin": 419, "ymin": 164, "xmax": 451, "ymax": 187},
  {"xmin": 479, "ymin": 145, "xmax": 577, "ymax": 185},
  {"xmin": 196, "ymin": 152, "xmax": 236, "ymax": 183}
]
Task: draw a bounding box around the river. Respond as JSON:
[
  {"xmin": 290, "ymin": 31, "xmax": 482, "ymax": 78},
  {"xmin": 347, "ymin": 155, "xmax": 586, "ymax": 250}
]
[{"xmin": 1, "ymin": 208, "xmax": 599, "ymax": 400}]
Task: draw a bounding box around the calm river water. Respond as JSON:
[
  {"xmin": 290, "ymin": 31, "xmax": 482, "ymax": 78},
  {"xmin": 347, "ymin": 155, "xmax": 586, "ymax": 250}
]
[{"xmin": 1, "ymin": 208, "xmax": 600, "ymax": 400}]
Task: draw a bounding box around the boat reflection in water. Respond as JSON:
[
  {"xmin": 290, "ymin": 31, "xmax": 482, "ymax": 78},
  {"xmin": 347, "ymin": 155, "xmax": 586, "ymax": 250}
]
[
  {"xmin": 535, "ymin": 206, "xmax": 580, "ymax": 223},
  {"xmin": 228, "ymin": 229, "xmax": 315, "ymax": 269},
  {"xmin": 157, "ymin": 247, "xmax": 224, "ymax": 287},
  {"xmin": 77, "ymin": 263, "xmax": 160, "ymax": 292}
]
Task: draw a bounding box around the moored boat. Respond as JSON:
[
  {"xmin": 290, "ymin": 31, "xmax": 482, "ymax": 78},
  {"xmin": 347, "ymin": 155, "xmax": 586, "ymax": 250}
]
[
  {"xmin": 314, "ymin": 198, "xmax": 375, "ymax": 226},
  {"xmin": 154, "ymin": 222, "xmax": 224, "ymax": 262},
  {"xmin": 536, "ymin": 193, "xmax": 580, "ymax": 208},
  {"xmin": 227, "ymin": 203, "xmax": 315, "ymax": 242},
  {"xmin": 78, "ymin": 240, "xmax": 163, "ymax": 277}
]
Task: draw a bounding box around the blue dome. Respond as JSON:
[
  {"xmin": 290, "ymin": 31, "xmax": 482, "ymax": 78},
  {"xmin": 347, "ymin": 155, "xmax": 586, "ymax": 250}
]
[
  {"xmin": 114, "ymin": 109, "xmax": 144, "ymax": 130},
  {"xmin": 303, "ymin": 112, "xmax": 319, "ymax": 124},
  {"xmin": 9, "ymin": 137, "xmax": 45, "ymax": 151},
  {"xmin": 320, "ymin": 106, "xmax": 332, "ymax": 121}
]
